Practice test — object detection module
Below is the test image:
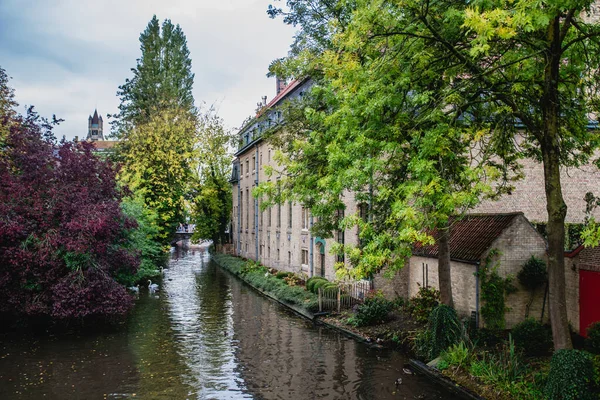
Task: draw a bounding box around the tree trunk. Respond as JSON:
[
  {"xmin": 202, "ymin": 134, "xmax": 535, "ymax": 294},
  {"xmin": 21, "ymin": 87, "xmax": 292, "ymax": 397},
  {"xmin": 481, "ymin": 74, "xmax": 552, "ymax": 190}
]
[
  {"xmin": 438, "ymin": 222, "xmax": 454, "ymax": 308},
  {"xmin": 541, "ymin": 16, "xmax": 572, "ymax": 350}
]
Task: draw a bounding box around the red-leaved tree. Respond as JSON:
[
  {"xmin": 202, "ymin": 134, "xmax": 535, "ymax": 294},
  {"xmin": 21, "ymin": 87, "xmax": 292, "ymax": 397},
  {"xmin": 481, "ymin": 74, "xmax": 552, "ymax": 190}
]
[{"xmin": 0, "ymin": 109, "xmax": 139, "ymax": 320}]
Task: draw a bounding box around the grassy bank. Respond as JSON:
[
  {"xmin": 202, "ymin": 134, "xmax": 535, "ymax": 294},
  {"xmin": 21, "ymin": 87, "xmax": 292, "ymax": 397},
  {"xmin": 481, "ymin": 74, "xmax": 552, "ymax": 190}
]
[{"xmin": 212, "ymin": 253, "xmax": 319, "ymax": 313}]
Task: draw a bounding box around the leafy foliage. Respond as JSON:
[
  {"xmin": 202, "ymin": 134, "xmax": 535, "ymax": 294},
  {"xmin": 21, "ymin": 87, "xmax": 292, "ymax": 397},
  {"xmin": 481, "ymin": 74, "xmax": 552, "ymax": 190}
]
[
  {"xmin": 268, "ymin": 0, "xmax": 600, "ymax": 350},
  {"xmin": 477, "ymin": 251, "xmax": 516, "ymax": 330},
  {"xmin": 190, "ymin": 109, "xmax": 233, "ymax": 245},
  {"xmin": 512, "ymin": 318, "xmax": 553, "ymax": 357},
  {"xmin": 306, "ymin": 276, "xmax": 327, "ymax": 292},
  {"xmin": 347, "ymin": 292, "xmax": 392, "ymax": 327},
  {"xmin": 213, "ymin": 254, "xmax": 318, "ymax": 311},
  {"xmin": 116, "ymin": 108, "xmax": 196, "ymax": 244},
  {"xmin": 113, "ymin": 15, "xmax": 195, "ymax": 130},
  {"xmin": 545, "ymin": 350, "xmax": 597, "ymax": 400},
  {"xmin": 586, "ymin": 322, "xmax": 600, "ymax": 355},
  {"xmin": 0, "ymin": 109, "xmax": 139, "ymax": 319},
  {"xmin": 114, "ymin": 16, "xmax": 197, "ymax": 246},
  {"xmin": 409, "ymin": 286, "xmax": 440, "ymax": 324},
  {"xmin": 439, "ymin": 342, "xmax": 472, "ymax": 371},
  {"xmin": 518, "ymin": 256, "xmax": 547, "ymax": 291}
]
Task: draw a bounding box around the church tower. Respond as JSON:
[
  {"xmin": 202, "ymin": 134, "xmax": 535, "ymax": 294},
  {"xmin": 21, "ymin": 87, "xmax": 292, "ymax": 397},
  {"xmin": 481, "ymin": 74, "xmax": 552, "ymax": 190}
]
[{"xmin": 87, "ymin": 109, "xmax": 104, "ymax": 141}]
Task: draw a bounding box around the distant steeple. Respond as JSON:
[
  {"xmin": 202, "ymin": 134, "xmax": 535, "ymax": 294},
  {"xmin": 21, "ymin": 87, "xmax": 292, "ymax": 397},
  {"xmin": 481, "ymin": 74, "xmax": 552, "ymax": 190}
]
[{"xmin": 87, "ymin": 109, "xmax": 104, "ymax": 141}]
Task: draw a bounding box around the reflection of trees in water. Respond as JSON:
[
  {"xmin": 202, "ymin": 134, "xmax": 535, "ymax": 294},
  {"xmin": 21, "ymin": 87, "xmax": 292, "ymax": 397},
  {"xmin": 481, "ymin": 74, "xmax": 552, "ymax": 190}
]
[
  {"xmin": 0, "ymin": 330, "xmax": 140, "ymax": 399},
  {"xmin": 127, "ymin": 293, "xmax": 196, "ymax": 399}
]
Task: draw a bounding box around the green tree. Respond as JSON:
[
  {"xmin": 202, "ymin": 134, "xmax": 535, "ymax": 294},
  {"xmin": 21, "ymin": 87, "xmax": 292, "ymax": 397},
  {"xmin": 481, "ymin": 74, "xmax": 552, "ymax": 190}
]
[
  {"xmin": 271, "ymin": 0, "xmax": 600, "ymax": 350},
  {"xmin": 191, "ymin": 109, "xmax": 233, "ymax": 246},
  {"xmin": 113, "ymin": 15, "xmax": 195, "ymax": 132},
  {"xmin": 114, "ymin": 16, "xmax": 197, "ymax": 245},
  {"xmin": 117, "ymin": 108, "xmax": 197, "ymax": 244}
]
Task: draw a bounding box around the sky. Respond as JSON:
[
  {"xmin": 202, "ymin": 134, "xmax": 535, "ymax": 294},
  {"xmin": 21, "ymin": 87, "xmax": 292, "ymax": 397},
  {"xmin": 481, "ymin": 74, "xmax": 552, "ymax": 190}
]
[{"xmin": 0, "ymin": 0, "xmax": 296, "ymax": 140}]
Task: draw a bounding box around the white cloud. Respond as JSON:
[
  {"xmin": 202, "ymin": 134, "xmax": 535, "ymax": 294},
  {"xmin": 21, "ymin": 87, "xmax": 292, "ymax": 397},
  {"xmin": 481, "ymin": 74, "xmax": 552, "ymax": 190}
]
[{"xmin": 0, "ymin": 0, "xmax": 296, "ymax": 139}]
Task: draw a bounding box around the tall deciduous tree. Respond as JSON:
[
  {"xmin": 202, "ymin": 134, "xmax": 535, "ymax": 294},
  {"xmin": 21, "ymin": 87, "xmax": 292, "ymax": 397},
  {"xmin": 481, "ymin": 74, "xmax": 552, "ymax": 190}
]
[
  {"xmin": 114, "ymin": 16, "xmax": 197, "ymax": 245},
  {"xmin": 117, "ymin": 108, "xmax": 197, "ymax": 244},
  {"xmin": 272, "ymin": 0, "xmax": 600, "ymax": 349},
  {"xmin": 114, "ymin": 16, "xmax": 195, "ymax": 132},
  {"xmin": 0, "ymin": 109, "xmax": 139, "ymax": 320},
  {"xmin": 190, "ymin": 109, "xmax": 233, "ymax": 246}
]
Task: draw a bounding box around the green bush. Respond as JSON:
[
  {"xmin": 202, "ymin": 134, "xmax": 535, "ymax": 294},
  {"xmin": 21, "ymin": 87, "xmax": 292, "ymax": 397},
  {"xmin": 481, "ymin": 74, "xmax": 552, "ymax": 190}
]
[
  {"xmin": 440, "ymin": 342, "xmax": 472, "ymax": 369},
  {"xmin": 241, "ymin": 259, "xmax": 266, "ymax": 275},
  {"xmin": 409, "ymin": 286, "xmax": 440, "ymax": 323},
  {"xmin": 306, "ymin": 276, "xmax": 327, "ymax": 292},
  {"xmin": 512, "ymin": 318, "xmax": 553, "ymax": 356},
  {"xmin": 518, "ymin": 256, "xmax": 547, "ymax": 290},
  {"xmin": 276, "ymin": 271, "xmax": 292, "ymax": 279},
  {"xmin": 312, "ymin": 279, "xmax": 330, "ymax": 294},
  {"xmin": 348, "ymin": 296, "xmax": 392, "ymax": 327},
  {"xmin": 426, "ymin": 304, "xmax": 462, "ymax": 360},
  {"xmin": 545, "ymin": 349, "xmax": 597, "ymax": 400},
  {"xmin": 586, "ymin": 322, "xmax": 600, "ymax": 355}
]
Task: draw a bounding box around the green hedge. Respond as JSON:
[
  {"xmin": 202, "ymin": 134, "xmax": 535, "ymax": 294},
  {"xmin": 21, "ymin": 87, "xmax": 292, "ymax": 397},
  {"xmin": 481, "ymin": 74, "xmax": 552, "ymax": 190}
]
[{"xmin": 212, "ymin": 254, "xmax": 318, "ymax": 312}]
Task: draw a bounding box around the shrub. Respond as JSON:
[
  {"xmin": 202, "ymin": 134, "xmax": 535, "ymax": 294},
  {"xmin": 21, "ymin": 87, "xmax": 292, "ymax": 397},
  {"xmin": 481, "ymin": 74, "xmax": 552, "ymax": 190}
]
[
  {"xmin": 545, "ymin": 349, "xmax": 597, "ymax": 400},
  {"xmin": 312, "ymin": 279, "xmax": 330, "ymax": 294},
  {"xmin": 518, "ymin": 256, "xmax": 547, "ymax": 290},
  {"xmin": 306, "ymin": 277, "xmax": 327, "ymax": 292},
  {"xmin": 241, "ymin": 259, "xmax": 266, "ymax": 275},
  {"xmin": 440, "ymin": 342, "xmax": 472, "ymax": 370},
  {"xmin": 348, "ymin": 296, "xmax": 392, "ymax": 327},
  {"xmin": 426, "ymin": 305, "xmax": 462, "ymax": 360},
  {"xmin": 512, "ymin": 318, "xmax": 553, "ymax": 356},
  {"xmin": 586, "ymin": 322, "xmax": 600, "ymax": 355},
  {"xmin": 409, "ymin": 286, "xmax": 440, "ymax": 323},
  {"xmin": 275, "ymin": 271, "xmax": 291, "ymax": 279}
]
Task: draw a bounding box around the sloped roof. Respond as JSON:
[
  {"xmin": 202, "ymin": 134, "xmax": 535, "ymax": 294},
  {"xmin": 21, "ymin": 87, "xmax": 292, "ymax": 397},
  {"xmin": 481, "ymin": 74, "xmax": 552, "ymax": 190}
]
[
  {"xmin": 413, "ymin": 213, "xmax": 523, "ymax": 263},
  {"xmin": 91, "ymin": 109, "xmax": 100, "ymax": 124},
  {"xmin": 91, "ymin": 140, "xmax": 116, "ymax": 150}
]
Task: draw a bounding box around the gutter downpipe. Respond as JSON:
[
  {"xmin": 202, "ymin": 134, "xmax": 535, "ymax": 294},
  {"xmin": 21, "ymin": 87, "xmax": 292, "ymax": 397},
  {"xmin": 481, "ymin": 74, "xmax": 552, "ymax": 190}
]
[
  {"xmin": 237, "ymin": 174, "xmax": 241, "ymax": 255},
  {"xmin": 475, "ymin": 261, "xmax": 480, "ymax": 328},
  {"xmin": 255, "ymin": 144, "xmax": 259, "ymax": 262},
  {"xmin": 309, "ymin": 215, "xmax": 314, "ymax": 277}
]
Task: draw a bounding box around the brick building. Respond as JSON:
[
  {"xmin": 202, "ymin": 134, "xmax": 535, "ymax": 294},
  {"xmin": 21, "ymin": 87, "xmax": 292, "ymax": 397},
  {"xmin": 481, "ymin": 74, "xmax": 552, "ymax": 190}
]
[{"xmin": 230, "ymin": 78, "xmax": 360, "ymax": 280}]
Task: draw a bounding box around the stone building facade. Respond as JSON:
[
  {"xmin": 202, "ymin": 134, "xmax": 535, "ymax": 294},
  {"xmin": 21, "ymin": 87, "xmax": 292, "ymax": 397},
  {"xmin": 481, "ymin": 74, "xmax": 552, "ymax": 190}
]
[
  {"xmin": 409, "ymin": 213, "xmax": 548, "ymax": 328},
  {"xmin": 230, "ymin": 79, "xmax": 359, "ymax": 280}
]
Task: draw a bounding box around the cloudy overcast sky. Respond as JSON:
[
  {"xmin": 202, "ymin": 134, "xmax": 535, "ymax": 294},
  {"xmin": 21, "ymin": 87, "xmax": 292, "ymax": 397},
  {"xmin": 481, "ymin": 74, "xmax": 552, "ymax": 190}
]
[{"xmin": 0, "ymin": 0, "xmax": 296, "ymax": 140}]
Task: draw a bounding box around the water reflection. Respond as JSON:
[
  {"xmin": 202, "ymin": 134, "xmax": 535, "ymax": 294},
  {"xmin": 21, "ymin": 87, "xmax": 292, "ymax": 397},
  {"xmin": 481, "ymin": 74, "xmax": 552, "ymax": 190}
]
[{"xmin": 0, "ymin": 248, "xmax": 456, "ymax": 400}]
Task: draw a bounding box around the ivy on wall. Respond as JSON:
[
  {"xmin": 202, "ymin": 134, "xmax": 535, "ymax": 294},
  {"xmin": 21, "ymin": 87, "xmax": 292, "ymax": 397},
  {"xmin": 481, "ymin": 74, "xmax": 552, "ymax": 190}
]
[{"xmin": 476, "ymin": 249, "xmax": 517, "ymax": 330}]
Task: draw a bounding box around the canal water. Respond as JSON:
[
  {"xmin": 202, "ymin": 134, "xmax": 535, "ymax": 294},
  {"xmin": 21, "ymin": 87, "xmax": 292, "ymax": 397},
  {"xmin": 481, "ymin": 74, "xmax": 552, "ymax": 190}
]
[{"xmin": 0, "ymin": 248, "xmax": 458, "ymax": 399}]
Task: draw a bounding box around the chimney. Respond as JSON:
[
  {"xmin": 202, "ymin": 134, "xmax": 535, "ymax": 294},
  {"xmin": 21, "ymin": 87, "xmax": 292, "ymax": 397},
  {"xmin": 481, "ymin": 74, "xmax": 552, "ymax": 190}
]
[
  {"xmin": 262, "ymin": 96, "xmax": 267, "ymax": 107},
  {"xmin": 276, "ymin": 76, "xmax": 287, "ymax": 95}
]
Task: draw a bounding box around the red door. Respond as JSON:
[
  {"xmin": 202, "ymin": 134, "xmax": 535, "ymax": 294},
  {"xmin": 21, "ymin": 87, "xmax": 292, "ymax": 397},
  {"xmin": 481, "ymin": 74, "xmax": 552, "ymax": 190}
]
[{"xmin": 580, "ymin": 270, "xmax": 600, "ymax": 337}]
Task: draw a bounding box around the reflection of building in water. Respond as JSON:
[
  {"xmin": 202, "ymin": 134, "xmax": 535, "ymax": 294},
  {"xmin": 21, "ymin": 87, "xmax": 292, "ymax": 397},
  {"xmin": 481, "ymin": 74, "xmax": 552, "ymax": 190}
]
[{"xmin": 229, "ymin": 281, "xmax": 359, "ymax": 398}]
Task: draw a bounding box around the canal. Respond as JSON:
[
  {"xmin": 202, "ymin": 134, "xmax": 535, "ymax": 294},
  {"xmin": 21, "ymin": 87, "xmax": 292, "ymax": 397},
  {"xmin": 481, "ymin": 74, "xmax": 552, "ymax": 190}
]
[{"xmin": 0, "ymin": 248, "xmax": 458, "ymax": 399}]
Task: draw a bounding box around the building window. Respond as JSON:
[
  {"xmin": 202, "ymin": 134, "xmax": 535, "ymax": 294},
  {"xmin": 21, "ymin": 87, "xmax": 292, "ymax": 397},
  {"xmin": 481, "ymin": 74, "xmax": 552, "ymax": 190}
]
[
  {"xmin": 288, "ymin": 201, "xmax": 293, "ymax": 228},
  {"xmin": 277, "ymin": 249, "xmax": 280, "ymax": 261},
  {"xmin": 252, "ymin": 156, "xmax": 256, "ymax": 173},
  {"xmin": 268, "ymin": 246, "xmax": 271, "ymax": 259},
  {"xmin": 268, "ymin": 149, "xmax": 271, "ymax": 162},
  {"xmin": 301, "ymin": 249, "xmax": 309, "ymax": 266},
  {"xmin": 246, "ymin": 189, "xmax": 249, "ymax": 229},
  {"xmin": 240, "ymin": 192, "xmax": 243, "ymax": 230},
  {"xmin": 302, "ymin": 207, "xmax": 309, "ymax": 230},
  {"xmin": 268, "ymin": 206, "xmax": 272, "ymax": 227},
  {"xmin": 240, "ymin": 163, "xmax": 243, "ymax": 175},
  {"xmin": 288, "ymin": 251, "xmax": 291, "ymax": 268},
  {"xmin": 246, "ymin": 160, "xmax": 249, "ymax": 175},
  {"xmin": 260, "ymin": 153, "xmax": 263, "ymax": 166}
]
